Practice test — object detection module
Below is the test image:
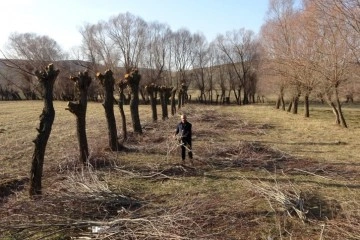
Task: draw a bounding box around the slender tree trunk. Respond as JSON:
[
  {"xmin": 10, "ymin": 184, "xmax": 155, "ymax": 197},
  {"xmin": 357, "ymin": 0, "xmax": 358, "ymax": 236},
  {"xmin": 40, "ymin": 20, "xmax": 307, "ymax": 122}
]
[
  {"xmin": 329, "ymin": 101, "xmax": 340, "ymax": 125},
  {"xmin": 118, "ymin": 81, "xmax": 127, "ymax": 140},
  {"xmin": 66, "ymin": 71, "xmax": 91, "ymax": 164},
  {"xmin": 171, "ymin": 88, "xmax": 176, "ymax": 116},
  {"xmin": 232, "ymin": 89, "xmax": 239, "ymax": 105},
  {"xmin": 287, "ymin": 100, "xmax": 293, "ymax": 112},
  {"xmin": 276, "ymin": 96, "xmax": 281, "ymax": 109},
  {"xmin": 281, "ymin": 96, "xmax": 285, "ymax": 111},
  {"xmin": 29, "ymin": 64, "xmax": 59, "ymax": 197},
  {"xmin": 304, "ymin": 94, "xmax": 310, "ymax": 118},
  {"xmin": 335, "ymin": 90, "xmax": 347, "ymax": 128},
  {"xmin": 177, "ymin": 90, "xmax": 182, "ymax": 110}
]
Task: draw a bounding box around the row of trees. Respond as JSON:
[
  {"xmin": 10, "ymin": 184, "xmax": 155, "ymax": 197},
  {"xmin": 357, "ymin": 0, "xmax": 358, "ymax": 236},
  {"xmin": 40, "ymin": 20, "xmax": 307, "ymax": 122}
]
[
  {"xmin": 2, "ymin": 1, "xmax": 360, "ymax": 127},
  {"xmin": 30, "ymin": 64, "xmax": 179, "ymax": 196},
  {"xmin": 0, "ymin": 12, "xmax": 260, "ymax": 106},
  {"xmin": 260, "ymin": 0, "xmax": 360, "ymax": 127}
]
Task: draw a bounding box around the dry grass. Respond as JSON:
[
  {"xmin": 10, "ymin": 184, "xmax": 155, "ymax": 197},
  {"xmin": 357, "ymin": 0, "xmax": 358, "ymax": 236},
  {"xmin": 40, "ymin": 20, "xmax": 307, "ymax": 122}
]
[{"xmin": 0, "ymin": 100, "xmax": 360, "ymax": 239}]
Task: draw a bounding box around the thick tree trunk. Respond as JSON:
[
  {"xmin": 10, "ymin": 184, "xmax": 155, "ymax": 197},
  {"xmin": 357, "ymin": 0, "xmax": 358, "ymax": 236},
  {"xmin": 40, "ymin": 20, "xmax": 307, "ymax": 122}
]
[
  {"xmin": 29, "ymin": 64, "xmax": 59, "ymax": 197},
  {"xmin": 242, "ymin": 89, "xmax": 249, "ymax": 105},
  {"xmin": 66, "ymin": 71, "xmax": 91, "ymax": 164},
  {"xmin": 96, "ymin": 70, "xmax": 122, "ymax": 151},
  {"xmin": 125, "ymin": 68, "xmax": 142, "ymax": 134},
  {"xmin": 146, "ymin": 84, "xmax": 158, "ymax": 122}
]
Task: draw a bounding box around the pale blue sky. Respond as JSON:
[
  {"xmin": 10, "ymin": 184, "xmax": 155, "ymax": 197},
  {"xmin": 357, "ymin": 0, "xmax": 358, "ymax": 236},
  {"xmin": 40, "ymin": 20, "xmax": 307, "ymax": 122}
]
[{"xmin": 0, "ymin": 0, "xmax": 270, "ymax": 52}]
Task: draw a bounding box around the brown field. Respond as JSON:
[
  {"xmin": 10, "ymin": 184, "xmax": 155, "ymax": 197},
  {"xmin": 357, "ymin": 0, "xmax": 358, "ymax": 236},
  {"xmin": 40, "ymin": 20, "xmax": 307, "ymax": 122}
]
[{"xmin": 0, "ymin": 101, "xmax": 360, "ymax": 239}]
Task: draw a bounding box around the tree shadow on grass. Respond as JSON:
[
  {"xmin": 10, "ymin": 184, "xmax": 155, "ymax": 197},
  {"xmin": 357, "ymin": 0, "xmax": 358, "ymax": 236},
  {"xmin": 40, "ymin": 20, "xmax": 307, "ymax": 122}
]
[{"xmin": 0, "ymin": 177, "xmax": 29, "ymax": 206}]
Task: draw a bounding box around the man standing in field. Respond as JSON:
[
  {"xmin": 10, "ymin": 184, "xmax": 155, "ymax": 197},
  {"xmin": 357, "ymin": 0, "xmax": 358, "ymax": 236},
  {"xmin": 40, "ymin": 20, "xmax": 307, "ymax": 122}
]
[{"xmin": 175, "ymin": 114, "xmax": 193, "ymax": 164}]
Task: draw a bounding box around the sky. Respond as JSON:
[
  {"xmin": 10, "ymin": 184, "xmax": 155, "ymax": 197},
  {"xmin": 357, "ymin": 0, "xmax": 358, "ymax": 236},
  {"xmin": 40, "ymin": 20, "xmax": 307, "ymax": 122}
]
[{"xmin": 0, "ymin": 0, "xmax": 270, "ymax": 52}]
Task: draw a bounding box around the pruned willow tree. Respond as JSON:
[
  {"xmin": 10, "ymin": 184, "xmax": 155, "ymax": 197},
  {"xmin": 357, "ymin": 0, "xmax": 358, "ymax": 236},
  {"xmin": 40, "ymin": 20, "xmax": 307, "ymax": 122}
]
[
  {"xmin": 29, "ymin": 64, "xmax": 60, "ymax": 197},
  {"xmin": 96, "ymin": 69, "xmax": 124, "ymax": 150},
  {"xmin": 66, "ymin": 71, "xmax": 92, "ymax": 164},
  {"xmin": 106, "ymin": 12, "xmax": 146, "ymax": 133},
  {"xmin": 124, "ymin": 68, "xmax": 142, "ymax": 134}
]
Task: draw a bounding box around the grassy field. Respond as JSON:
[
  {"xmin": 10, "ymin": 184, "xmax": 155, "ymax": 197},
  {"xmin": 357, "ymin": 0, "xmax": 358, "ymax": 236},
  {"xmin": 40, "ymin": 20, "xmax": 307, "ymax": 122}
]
[{"xmin": 0, "ymin": 100, "xmax": 360, "ymax": 239}]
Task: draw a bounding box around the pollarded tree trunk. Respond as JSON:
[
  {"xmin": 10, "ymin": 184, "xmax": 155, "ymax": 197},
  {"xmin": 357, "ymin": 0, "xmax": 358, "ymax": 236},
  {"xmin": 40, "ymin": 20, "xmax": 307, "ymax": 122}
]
[
  {"xmin": 118, "ymin": 80, "xmax": 128, "ymax": 140},
  {"xmin": 66, "ymin": 71, "xmax": 92, "ymax": 164},
  {"xmin": 29, "ymin": 63, "xmax": 59, "ymax": 197},
  {"xmin": 160, "ymin": 86, "xmax": 172, "ymax": 120},
  {"xmin": 125, "ymin": 68, "xmax": 142, "ymax": 134},
  {"xmin": 145, "ymin": 83, "xmax": 158, "ymax": 122},
  {"xmin": 96, "ymin": 70, "xmax": 122, "ymax": 151}
]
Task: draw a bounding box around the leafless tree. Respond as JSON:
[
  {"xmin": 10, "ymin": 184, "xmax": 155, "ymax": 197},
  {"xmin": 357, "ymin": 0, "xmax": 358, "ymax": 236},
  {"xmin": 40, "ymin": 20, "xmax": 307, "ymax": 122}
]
[
  {"xmin": 124, "ymin": 68, "xmax": 142, "ymax": 134},
  {"xmin": 66, "ymin": 71, "xmax": 92, "ymax": 164},
  {"xmin": 215, "ymin": 28, "xmax": 260, "ymax": 105},
  {"xmin": 29, "ymin": 64, "xmax": 59, "ymax": 197},
  {"xmin": 106, "ymin": 12, "xmax": 147, "ymax": 73},
  {"xmin": 192, "ymin": 33, "xmax": 210, "ymax": 103},
  {"xmin": 305, "ymin": 1, "xmax": 353, "ymax": 127},
  {"xmin": 2, "ymin": 33, "xmax": 64, "ymax": 99},
  {"xmin": 171, "ymin": 28, "xmax": 196, "ymax": 104},
  {"xmin": 96, "ymin": 70, "xmax": 123, "ymax": 150},
  {"xmin": 143, "ymin": 22, "xmax": 172, "ymax": 85}
]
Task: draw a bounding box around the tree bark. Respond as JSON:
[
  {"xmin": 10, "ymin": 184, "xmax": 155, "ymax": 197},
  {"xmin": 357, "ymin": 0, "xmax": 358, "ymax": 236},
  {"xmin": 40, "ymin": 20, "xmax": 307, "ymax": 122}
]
[
  {"xmin": 161, "ymin": 87, "xmax": 172, "ymax": 120},
  {"xmin": 171, "ymin": 88, "xmax": 177, "ymax": 116},
  {"xmin": 292, "ymin": 95, "xmax": 299, "ymax": 114},
  {"xmin": 96, "ymin": 70, "xmax": 122, "ymax": 151},
  {"xmin": 118, "ymin": 81, "xmax": 128, "ymax": 140},
  {"xmin": 304, "ymin": 94, "xmax": 310, "ymax": 118},
  {"xmin": 66, "ymin": 71, "xmax": 92, "ymax": 164},
  {"xmin": 335, "ymin": 89, "xmax": 347, "ymax": 128},
  {"xmin": 125, "ymin": 68, "xmax": 142, "ymax": 134},
  {"xmin": 29, "ymin": 64, "xmax": 59, "ymax": 197},
  {"xmin": 145, "ymin": 84, "xmax": 158, "ymax": 122}
]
